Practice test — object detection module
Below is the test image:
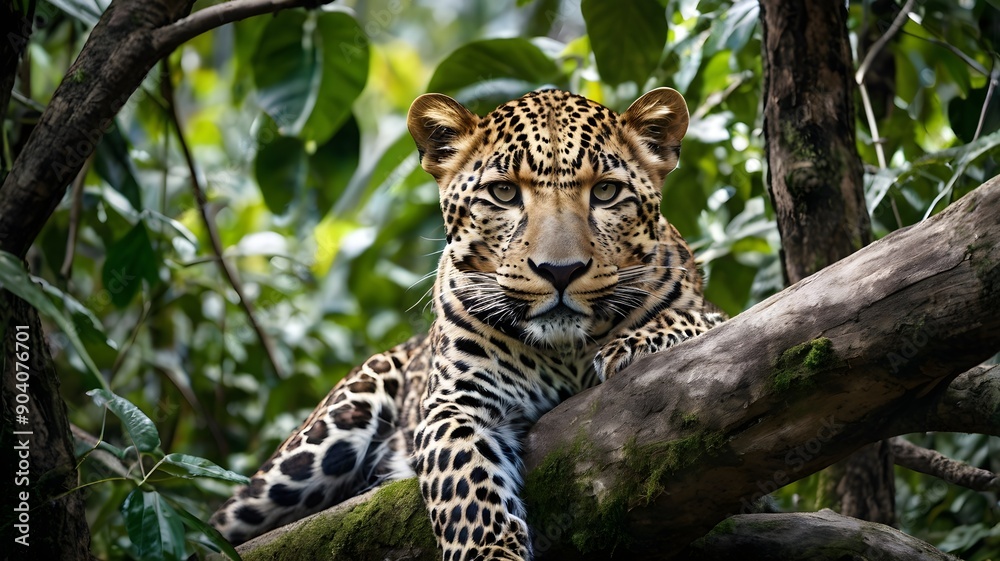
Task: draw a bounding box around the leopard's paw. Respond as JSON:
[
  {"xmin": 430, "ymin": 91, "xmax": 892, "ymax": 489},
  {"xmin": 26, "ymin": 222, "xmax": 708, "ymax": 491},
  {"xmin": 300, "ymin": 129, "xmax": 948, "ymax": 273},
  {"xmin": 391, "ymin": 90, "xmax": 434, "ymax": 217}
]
[
  {"xmin": 594, "ymin": 336, "xmax": 642, "ymax": 381},
  {"xmin": 594, "ymin": 330, "xmax": 688, "ymax": 381}
]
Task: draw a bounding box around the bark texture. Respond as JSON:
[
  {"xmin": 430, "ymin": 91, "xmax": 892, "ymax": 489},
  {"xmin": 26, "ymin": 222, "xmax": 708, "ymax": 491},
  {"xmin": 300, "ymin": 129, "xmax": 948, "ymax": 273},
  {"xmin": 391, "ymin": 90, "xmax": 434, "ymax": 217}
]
[
  {"xmin": 0, "ymin": 0, "xmax": 197, "ymax": 259},
  {"xmin": 758, "ymin": 0, "xmax": 893, "ymax": 526},
  {"xmin": 228, "ymin": 177, "xmax": 1000, "ymax": 560},
  {"xmin": 0, "ymin": 0, "xmax": 36, "ymax": 180},
  {"xmin": 885, "ymin": 364, "xmax": 1000, "ymax": 437},
  {"xmin": 686, "ymin": 509, "xmax": 962, "ymax": 561},
  {"xmin": 891, "ymin": 437, "xmax": 1000, "ymax": 492},
  {"xmin": 759, "ymin": 0, "xmax": 871, "ymax": 280},
  {"xmin": 2, "ymin": 291, "xmax": 92, "ymax": 561}
]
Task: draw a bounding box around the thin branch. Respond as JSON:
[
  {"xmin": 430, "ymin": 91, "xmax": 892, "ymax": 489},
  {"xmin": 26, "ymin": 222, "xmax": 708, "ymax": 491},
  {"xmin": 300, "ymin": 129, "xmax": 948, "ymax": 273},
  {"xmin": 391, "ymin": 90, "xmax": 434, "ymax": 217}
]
[
  {"xmin": 857, "ymin": 83, "xmax": 888, "ymax": 169},
  {"xmin": 159, "ymin": 62, "xmax": 286, "ymax": 378},
  {"xmin": 152, "ymin": 0, "xmax": 336, "ymax": 52},
  {"xmin": 855, "ymin": 0, "xmax": 915, "ymax": 171},
  {"xmin": 891, "ymin": 437, "xmax": 1000, "ymax": 492},
  {"xmin": 70, "ymin": 424, "xmax": 132, "ymax": 479},
  {"xmin": 855, "ymin": 0, "xmax": 916, "ymax": 84},
  {"xmin": 898, "ymin": 30, "xmax": 990, "ymax": 77},
  {"xmin": 152, "ymin": 361, "xmax": 230, "ymax": 456},
  {"xmin": 10, "ymin": 90, "xmax": 45, "ymax": 113},
  {"xmin": 60, "ymin": 154, "xmax": 92, "ymax": 278},
  {"xmin": 110, "ymin": 299, "xmax": 152, "ymax": 376},
  {"xmin": 974, "ymin": 59, "xmax": 998, "ymax": 142}
]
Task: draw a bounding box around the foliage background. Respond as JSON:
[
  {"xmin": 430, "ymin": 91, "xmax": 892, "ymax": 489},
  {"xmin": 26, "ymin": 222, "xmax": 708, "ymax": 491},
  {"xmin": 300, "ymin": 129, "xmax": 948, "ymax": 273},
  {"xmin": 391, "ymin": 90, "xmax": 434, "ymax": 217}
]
[{"xmin": 4, "ymin": 0, "xmax": 999, "ymax": 559}]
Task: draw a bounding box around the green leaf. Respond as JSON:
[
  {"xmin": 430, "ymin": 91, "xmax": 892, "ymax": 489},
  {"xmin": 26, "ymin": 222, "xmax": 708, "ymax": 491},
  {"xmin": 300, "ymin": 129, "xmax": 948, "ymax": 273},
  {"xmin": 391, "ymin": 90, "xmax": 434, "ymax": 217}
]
[
  {"xmin": 252, "ymin": 10, "xmax": 369, "ymax": 144},
  {"xmin": 311, "ymin": 117, "xmax": 361, "ymax": 215},
  {"xmin": 101, "ymin": 221, "xmax": 160, "ymax": 308},
  {"xmin": 87, "ymin": 389, "xmax": 161, "ymax": 452},
  {"xmin": 121, "ymin": 489, "xmax": 186, "ymax": 561},
  {"xmin": 256, "ymin": 114, "xmax": 360, "ymax": 219},
  {"xmin": 33, "ymin": 276, "xmax": 116, "ymax": 349},
  {"xmin": 582, "ymin": 0, "xmax": 667, "ymax": 86},
  {"xmin": 523, "ymin": 0, "xmax": 563, "ymax": 37},
  {"xmin": 427, "ymin": 38, "xmax": 564, "ymax": 99},
  {"xmin": 704, "ymin": 253, "xmax": 757, "ymax": 316},
  {"xmin": 162, "ymin": 454, "xmax": 250, "ymax": 484},
  {"xmin": 171, "ymin": 503, "xmax": 243, "ymax": 561},
  {"xmin": 300, "ymin": 11, "xmax": 370, "ymax": 144},
  {"xmin": 948, "ymin": 84, "xmax": 1000, "ymax": 143},
  {"xmin": 255, "ymin": 132, "xmax": 308, "ymax": 215},
  {"xmin": 93, "ymin": 122, "xmax": 143, "ymax": 210},
  {"xmin": 718, "ymin": 0, "xmax": 759, "ymax": 52},
  {"xmin": 0, "ymin": 251, "xmax": 107, "ymax": 390}
]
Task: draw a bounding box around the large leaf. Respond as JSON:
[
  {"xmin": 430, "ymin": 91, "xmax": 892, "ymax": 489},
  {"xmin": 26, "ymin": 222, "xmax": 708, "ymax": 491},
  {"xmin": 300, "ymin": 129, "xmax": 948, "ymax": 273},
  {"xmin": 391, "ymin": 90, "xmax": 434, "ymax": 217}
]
[
  {"xmin": 121, "ymin": 489, "xmax": 186, "ymax": 561},
  {"xmin": 87, "ymin": 389, "xmax": 161, "ymax": 453},
  {"xmin": 718, "ymin": 0, "xmax": 759, "ymax": 52},
  {"xmin": 427, "ymin": 38, "xmax": 564, "ymax": 101},
  {"xmin": 256, "ymin": 115, "xmax": 360, "ymax": 218},
  {"xmin": 162, "ymin": 453, "xmax": 250, "ymax": 484},
  {"xmin": 255, "ymin": 132, "xmax": 308, "ymax": 215},
  {"xmin": 0, "ymin": 251, "xmax": 107, "ymax": 390},
  {"xmin": 310, "ymin": 116, "xmax": 361, "ymax": 216},
  {"xmin": 582, "ymin": 0, "xmax": 667, "ymax": 86},
  {"xmin": 252, "ymin": 10, "xmax": 369, "ymax": 144},
  {"xmin": 101, "ymin": 221, "xmax": 160, "ymax": 308}
]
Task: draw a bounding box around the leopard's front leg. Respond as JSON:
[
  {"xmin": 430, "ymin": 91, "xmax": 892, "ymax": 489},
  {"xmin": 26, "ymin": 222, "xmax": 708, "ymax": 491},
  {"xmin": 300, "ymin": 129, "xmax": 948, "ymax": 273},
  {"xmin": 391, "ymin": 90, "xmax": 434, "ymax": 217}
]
[
  {"xmin": 594, "ymin": 307, "xmax": 726, "ymax": 381},
  {"xmin": 415, "ymin": 392, "xmax": 531, "ymax": 561}
]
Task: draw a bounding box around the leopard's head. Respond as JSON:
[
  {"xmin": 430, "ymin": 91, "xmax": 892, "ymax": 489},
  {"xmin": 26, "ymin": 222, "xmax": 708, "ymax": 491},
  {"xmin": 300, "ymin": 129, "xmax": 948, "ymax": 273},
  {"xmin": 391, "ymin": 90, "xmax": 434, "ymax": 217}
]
[{"xmin": 408, "ymin": 88, "xmax": 692, "ymax": 352}]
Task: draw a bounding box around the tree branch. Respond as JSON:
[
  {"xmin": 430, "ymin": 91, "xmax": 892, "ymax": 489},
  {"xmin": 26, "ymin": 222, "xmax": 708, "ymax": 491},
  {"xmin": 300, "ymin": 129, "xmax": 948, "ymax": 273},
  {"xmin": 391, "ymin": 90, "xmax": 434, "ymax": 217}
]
[
  {"xmin": 160, "ymin": 62, "xmax": 286, "ymax": 378},
  {"xmin": 685, "ymin": 509, "xmax": 962, "ymax": 561},
  {"xmin": 152, "ymin": 0, "xmax": 333, "ymax": 52},
  {"xmin": 891, "ymin": 437, "xmax": 1000, "ymax": 492},
  {"xmin": 0, "ymin": 0, "xmax": 335, "ymax": 259},
  {"xmin": 230, "ymin": 177, "xmax": 1000, "ymax": 560},
  {"xmin": 522, "ymin": 176, "xmax": 1000, "ymax": 559},
  {"xmin": 887, "ymin": 364, "xmax": 1000, "ymax": 438}
]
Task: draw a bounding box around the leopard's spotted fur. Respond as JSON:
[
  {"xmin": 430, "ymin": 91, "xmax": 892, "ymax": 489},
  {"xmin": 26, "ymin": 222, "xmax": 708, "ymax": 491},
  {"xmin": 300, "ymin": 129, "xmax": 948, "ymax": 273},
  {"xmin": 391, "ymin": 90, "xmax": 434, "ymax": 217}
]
[{"xmin": 210, "ymin": 88, "xmax": 724, "ymax": 560}]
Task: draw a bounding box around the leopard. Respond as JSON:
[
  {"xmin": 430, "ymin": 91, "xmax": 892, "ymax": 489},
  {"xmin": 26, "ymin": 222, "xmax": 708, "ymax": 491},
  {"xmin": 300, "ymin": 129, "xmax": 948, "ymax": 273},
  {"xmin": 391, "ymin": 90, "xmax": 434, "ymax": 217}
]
[{"xmin": 210, "ymin": 87, "xmax": 725, "ymax": 560}]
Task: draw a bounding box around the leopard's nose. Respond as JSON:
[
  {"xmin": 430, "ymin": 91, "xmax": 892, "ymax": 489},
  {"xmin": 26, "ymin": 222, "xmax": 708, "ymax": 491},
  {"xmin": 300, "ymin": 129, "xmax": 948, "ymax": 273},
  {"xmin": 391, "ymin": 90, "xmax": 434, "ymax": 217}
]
[{"xmin": 528, "ymin": 258, "xmax": 591, "ymax": 293}]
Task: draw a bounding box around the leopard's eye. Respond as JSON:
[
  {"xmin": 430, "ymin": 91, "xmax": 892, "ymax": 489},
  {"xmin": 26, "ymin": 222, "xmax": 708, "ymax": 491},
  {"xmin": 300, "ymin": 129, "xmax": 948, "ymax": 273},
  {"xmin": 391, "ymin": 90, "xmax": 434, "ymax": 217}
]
[
  {"xmin": 591, "ymin": 181, "xmax": 620, "ymax": 205},
  {"xmin": 488, "ymin": 182, "xmax": 520, "ymax": 205}
]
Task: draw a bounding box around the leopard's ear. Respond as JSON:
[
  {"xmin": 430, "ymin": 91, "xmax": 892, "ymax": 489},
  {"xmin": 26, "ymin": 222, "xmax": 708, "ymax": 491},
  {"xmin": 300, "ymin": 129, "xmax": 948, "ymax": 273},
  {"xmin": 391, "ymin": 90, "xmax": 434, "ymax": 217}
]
[
  {"xmin": 407, "ymin": 93, "xmax": 479, "ymax": 181},
  {"xmin": 622, "ymin": 87, "xmax": 689, "ymax": 177}
]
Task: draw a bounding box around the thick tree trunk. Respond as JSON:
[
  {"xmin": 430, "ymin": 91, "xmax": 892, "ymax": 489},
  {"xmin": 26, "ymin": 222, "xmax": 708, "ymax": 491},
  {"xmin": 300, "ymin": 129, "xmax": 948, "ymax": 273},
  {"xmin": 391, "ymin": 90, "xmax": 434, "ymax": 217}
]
[
  {"xmin": 228, "ymin": 177, "xmax": 1000, "ymax": 561},
  {"xmin": 0, "ymin": 0, "xmax": 36, "ymax": 141},
  {"xmin": 1, "ymin": 290, "xmax": 92, "ymax": 561},
  {"xmin": 758, "ymin": 0, "xmax": 871, "ymax": 279},
  {"xmin": 758, "ymin": 0, "xmax": 894, "ymax": 526}
]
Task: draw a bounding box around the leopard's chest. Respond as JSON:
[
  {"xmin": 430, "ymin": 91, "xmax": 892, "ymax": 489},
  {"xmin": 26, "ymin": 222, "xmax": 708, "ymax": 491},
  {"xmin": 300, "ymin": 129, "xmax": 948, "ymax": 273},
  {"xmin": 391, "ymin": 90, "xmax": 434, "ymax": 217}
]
[{"xmin": 395, "ymin": 322, "xmax": 600, "ymax": 455}]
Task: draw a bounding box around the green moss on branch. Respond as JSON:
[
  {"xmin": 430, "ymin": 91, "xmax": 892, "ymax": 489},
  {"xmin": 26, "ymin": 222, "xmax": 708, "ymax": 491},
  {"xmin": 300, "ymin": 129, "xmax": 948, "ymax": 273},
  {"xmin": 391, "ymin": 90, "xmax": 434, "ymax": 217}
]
[
  {"xmin": 772, "ymin": 338, "xmax": 835, "ymax": 393},
  {"xmin": 241, "ymin": 478, "xmax": 437, "ymax": 561}
]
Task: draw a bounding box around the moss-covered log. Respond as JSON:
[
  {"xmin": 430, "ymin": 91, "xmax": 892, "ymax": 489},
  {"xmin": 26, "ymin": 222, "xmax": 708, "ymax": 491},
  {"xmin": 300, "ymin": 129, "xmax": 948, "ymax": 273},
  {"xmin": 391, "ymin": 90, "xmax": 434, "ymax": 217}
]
[
  {"xmin": 232, "ymin": 480, "xmax": 437, "ymax": 561},
  {"xmin": 230, "ymin": 178, "xmax": 1000, "ymax": 560}
]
